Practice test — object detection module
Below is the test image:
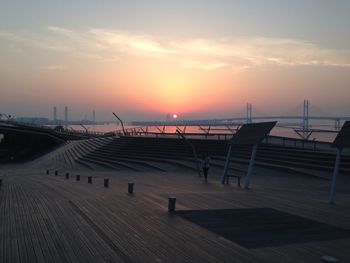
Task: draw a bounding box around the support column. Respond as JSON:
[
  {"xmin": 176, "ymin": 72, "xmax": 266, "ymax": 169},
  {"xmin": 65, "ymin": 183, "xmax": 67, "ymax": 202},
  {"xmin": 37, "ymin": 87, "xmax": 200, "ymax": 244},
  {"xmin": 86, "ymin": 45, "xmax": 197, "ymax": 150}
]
[
  {"xmin": 245, "ymin": 145, "xmax": 257, "ymax": 189},
  {"xmin": 329, "ymin": 148, "xmax": 342, "ymax": 204},
  {"xmin": 221, "ymin": 143, "xmax": 233, "ymax": 184}
]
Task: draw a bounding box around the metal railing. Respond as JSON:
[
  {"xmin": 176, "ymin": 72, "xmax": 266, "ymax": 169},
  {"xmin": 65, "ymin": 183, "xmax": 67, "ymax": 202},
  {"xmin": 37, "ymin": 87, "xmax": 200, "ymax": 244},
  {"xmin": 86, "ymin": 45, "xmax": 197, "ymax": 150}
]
[
  {"xmin": 0, "ymin": 120, "xmax": 108, "ymax": 139},
  {"xmin": 262, "ymin": 135, "xmax": 333, "ymax": 151},
  {"xmin": 112, "ymin": 125, "xmax": 335, "ymax": 152}
]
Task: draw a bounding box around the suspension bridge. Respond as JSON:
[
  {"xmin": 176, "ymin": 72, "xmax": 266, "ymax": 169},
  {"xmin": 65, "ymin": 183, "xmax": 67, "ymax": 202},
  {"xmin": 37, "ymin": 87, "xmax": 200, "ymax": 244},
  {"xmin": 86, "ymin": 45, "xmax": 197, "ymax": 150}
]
[
  {"xmin": 224, "ymin": 100, "xmax": 348, "ymax": 131},
  {"xmin": 136, "ymin": 100, "xmax": 350, "ymax": 132}
]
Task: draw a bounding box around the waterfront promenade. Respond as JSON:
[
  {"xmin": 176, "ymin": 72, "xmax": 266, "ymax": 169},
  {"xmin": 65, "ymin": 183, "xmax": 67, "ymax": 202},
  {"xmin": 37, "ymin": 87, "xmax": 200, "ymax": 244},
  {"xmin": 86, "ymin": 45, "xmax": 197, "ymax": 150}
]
[{"xmin": 1, "ymin": 162, "xmax": 349, "ymax": 262}]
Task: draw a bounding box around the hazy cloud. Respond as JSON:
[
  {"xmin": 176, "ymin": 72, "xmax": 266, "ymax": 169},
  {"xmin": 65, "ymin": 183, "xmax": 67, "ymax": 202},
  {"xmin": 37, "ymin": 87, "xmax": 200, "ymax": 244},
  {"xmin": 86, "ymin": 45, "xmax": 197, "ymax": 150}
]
[
  {"xmin": 44, "ymin": 64, "xmax": 67, "ymax": 71},
  {"xmin": 1, "ymin": 27, "xmax": 350, "ymax": 71},
  {"xmin": 89, "ymin": 29, "xmax": 177, "ymax": 57},
  {"xmin": 172, "ymin": 37, "xmax": 350, "ymax": 69},
  {"xmin": 181, "ymin": 59, "xmax": 229, "ymax": 71},
  {"xmin": 47, "ymin": 26, "xmax": 78, "ymax": 39}
]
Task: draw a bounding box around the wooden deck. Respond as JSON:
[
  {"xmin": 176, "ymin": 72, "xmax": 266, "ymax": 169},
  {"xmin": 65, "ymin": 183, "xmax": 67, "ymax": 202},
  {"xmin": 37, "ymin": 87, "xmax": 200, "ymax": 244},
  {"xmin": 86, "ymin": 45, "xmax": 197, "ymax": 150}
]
[{"xmin": 0, "ymin": 165, "xmax": 349, "ymax": 262}]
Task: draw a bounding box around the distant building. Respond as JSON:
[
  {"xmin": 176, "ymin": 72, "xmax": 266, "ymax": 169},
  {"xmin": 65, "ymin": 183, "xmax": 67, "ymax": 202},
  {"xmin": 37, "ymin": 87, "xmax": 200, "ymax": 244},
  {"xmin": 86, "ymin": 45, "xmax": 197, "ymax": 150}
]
[
  {"xmin": 15, "ymin": 117, "xmax": 49, "ymax": 125},
  {"xmin": 166, "ymin": 113, "xmax": 171, "ymax": 122},
  {"xmin": 93, "ymin": 110, "xmax": 96, "ymax": 123}
]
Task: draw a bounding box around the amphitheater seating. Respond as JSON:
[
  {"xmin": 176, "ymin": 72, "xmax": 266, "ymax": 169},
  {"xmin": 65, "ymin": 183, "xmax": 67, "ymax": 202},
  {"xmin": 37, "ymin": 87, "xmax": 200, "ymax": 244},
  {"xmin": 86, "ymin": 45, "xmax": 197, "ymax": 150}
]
[{"xmin": 38, "ymin": 135, "xmax": 350, "ymax": 178}]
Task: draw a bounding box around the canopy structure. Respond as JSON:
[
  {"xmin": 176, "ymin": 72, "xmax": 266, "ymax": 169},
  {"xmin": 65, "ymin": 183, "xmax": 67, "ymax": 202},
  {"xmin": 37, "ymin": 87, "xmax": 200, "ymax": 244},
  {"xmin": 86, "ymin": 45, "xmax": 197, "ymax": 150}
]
[
  {"xmin": 330, "ymin": 121, "xmax": 350, "ymax": 203},
  {"xmin": 221, "ymin": 121, "xmax": 277, "ymax": 188},
  {"xmin": 332, "ymin": 121, "xmax": 350, "ymax": 149},
  {"xmin": 230, "ymin": 121, "xmax": 278, "ymax": 145}
]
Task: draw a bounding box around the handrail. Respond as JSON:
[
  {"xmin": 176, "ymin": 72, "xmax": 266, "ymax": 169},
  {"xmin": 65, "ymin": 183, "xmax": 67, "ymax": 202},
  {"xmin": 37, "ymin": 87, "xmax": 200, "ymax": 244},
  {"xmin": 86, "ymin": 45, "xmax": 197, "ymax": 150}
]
[
  {"xmin": 111, "ymin": 126, "xmax": 334, "ymax": 151},
  {"xmin": 3, "ymin": 119, "xmax": 334, "ymax": 151},
  {"xmin": 0, "ymin": 120, "xmax": 108, "ymax": 138}
]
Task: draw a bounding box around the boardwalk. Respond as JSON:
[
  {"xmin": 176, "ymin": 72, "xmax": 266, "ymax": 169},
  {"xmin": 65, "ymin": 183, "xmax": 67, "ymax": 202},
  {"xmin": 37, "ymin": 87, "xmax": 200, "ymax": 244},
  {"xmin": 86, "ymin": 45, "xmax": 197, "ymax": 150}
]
[{"xmin": 0, "ymin": 163, "xmax": 349, "ymax": 262}]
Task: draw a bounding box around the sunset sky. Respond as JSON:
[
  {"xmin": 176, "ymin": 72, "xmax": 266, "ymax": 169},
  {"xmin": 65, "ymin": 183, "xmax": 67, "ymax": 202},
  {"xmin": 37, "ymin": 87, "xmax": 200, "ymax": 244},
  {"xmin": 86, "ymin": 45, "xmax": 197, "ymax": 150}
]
[{"xmin": 1, "ymin": 0, "xmax": 350, "ymax": 121}]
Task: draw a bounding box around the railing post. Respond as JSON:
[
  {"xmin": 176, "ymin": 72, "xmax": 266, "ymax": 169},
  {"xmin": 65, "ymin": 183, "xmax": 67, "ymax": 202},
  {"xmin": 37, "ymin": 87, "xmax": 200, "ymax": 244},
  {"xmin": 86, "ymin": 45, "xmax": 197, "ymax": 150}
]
[
  {"xmin": 88, "ymin": 176, "xmax": 92, "ymax": 184},
  {"xmin": 76, "ymin": 174, "xmax": 80, "ymax": 181},
  {"xmin": 65, "ymin": 172, "xmax": 69, "ymax": 179}
]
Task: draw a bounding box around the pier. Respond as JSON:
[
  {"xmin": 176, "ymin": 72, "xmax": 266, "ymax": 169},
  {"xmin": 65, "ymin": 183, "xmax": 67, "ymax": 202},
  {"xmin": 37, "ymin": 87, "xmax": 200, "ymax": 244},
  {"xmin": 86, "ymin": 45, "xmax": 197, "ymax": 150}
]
[
  {"xmin": 0, "ymin": 121, "xmax": 350, "ymax": 262},
  {"xmin": 1, "ymin": 163, "xmax": 350, "ymax": 262}
]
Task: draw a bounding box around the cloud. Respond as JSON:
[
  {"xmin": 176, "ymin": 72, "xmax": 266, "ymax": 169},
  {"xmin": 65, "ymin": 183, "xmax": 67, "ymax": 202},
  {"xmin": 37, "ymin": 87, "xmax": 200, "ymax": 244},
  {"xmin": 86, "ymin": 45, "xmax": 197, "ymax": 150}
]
[
  {"xmin": 0, "ymin": 31, "xmax": 27, "ymax": 42},
  {"xmin": 89, "ymin": 29, "xmax": 177, "ymax": 57},
  {"xmin": 1, "ymin": 26, "xmax": 350, "ymax": 71},
  {"xmin": 172, "ymin": 37, "xmax": 350, "ymax": 68},
  {"xmin": 181, "ymin": 59, "xmax": 229, "ymax": 71},
  {"xmin": 0, "ymin": 29, "xmax": 73, "ymax": 52},
  {"xmin": 47, "ymin": 26, "xmax": 77, "ymax": 39},
  {"xmin": 44, "ymin": 64, "xmax": 67, "ymax": 71}
]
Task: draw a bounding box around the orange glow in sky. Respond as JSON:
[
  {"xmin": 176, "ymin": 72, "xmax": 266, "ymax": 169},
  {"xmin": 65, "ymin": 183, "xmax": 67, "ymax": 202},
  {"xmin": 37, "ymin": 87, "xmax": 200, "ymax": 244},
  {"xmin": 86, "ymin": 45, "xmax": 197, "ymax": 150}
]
[{"xmin": 1, "ymin": 1, "xmax": 350, "ymax": 120}]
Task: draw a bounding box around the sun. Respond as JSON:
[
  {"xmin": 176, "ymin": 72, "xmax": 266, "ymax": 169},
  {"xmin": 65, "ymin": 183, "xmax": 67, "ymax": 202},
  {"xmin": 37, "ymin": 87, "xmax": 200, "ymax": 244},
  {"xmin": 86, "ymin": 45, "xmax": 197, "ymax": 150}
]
[{"xmin": 172, "ymin": 114, "xmax": 178, "ymax": 119}]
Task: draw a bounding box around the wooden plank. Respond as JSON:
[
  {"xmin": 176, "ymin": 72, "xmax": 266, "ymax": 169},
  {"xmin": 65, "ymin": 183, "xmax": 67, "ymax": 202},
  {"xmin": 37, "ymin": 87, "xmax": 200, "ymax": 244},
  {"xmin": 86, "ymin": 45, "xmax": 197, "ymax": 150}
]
[
  {"xmin": 1, "ymin": 163, "xmax": 350, "ymax": 262},
  {"xmin": 12, "ymin": 184, "xmax": 29, "ymax": 263},
  {"xmin": 16, "ymin": 183, "xmax": 46, "ymax": 263}
]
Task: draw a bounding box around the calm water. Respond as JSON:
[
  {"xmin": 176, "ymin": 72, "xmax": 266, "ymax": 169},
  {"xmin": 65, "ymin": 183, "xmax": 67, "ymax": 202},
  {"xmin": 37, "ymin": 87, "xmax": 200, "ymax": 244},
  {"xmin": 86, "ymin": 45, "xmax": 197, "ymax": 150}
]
[{"xmin": 68, "ymin": 124, "xmax": 337, "ymax": 143}]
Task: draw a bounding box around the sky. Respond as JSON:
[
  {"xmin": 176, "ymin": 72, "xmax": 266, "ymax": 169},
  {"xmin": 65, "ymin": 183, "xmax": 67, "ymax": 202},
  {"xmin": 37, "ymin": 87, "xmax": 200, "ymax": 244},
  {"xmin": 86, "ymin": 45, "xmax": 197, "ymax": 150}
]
[{"xmin": 1, "ymin": 0, "xmax": 350, "ymax": 121}]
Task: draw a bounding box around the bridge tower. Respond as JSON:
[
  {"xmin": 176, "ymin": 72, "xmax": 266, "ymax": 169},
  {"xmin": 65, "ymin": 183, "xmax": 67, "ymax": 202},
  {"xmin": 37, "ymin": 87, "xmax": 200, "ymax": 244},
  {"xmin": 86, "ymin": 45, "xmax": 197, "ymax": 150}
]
[
  {"xmin": 303, "ymin": 99, "xmax": 309, "ymax": 131},
  {"xmin": 64, "ymin": 106, "xmax": 68, "ymax": 128},
  {"xmin": 246, "ymin": 103, "xmax": 252, "ymax": 124},
  {"xmin": 53, "ymin": 106, "xmax": 57, "ymax": 124},
  {"xmin": 334, "ymin": 118, "xmax": 341, "ymax": 131}
]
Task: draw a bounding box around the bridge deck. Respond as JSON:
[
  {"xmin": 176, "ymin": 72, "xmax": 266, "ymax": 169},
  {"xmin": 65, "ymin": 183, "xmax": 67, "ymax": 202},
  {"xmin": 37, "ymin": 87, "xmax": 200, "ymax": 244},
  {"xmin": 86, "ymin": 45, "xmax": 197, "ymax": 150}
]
[{"xmin": 0, "ymin": 166, "xmax": 349, "ymax": 262}]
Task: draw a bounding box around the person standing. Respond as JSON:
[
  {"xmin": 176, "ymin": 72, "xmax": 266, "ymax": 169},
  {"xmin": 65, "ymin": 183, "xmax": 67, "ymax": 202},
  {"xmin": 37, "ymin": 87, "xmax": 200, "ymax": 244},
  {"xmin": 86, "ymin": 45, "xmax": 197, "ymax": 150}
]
[{"xmin": 202, "ymin": 154, "xmax": 211, "ymax": 181}]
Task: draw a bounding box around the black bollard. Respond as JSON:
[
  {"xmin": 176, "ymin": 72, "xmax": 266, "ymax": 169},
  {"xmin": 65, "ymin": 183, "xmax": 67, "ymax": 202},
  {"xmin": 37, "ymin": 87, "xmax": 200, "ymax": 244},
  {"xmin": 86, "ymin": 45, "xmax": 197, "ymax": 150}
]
[
  {"xmin": 55, "ymin": 171, "xmax": 58, "ymax": 176},
  {"xmin": 128, "ymin": 183, "xmax": 134, "ymax": 194},
  {"xmin": 0, "ymin": 178, "xmax": 2, "ymax": 188},
  {"xmin": 168, "ymin": 197, "xmax": 176, "ymax": 212},
  {"xmin": 65, "ymin": 172, "xmax": 69, "ymax": 179},
  {"xmin": 104, "ymin": 178, "xmax": 109, "ymax": 188},
  {"xmin": 46, "ymin": 170, "xmax": 49, "ymax": 175},
  {"xmin": 88, "ymin": 176, "xmax": 92, "ymax": 184},
  {"xmin": 76, "ymin": 174, "xmax": 80, "ymax": 181}
]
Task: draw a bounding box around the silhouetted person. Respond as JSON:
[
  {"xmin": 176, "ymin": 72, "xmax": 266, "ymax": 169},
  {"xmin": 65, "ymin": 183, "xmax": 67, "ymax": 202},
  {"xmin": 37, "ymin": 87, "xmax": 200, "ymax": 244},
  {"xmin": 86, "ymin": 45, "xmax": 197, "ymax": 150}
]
[{"xmin": 201, "ymin": 154, "xmax": 211, "ymax": 181}]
